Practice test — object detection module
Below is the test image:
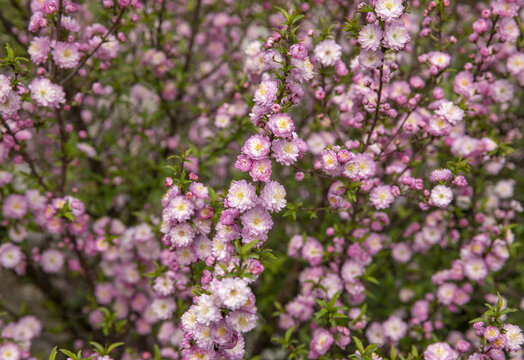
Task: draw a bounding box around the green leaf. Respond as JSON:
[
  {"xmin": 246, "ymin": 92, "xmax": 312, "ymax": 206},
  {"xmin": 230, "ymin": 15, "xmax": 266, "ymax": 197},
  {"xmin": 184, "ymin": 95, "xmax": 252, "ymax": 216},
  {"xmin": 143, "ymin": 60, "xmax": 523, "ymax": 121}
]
[
  {"xmin": 154, "ymin": 344, "xmax": 162, "ymax": 360},
  {"xmin": 240, "ymin": 240, "xmax": 260, "ymax": 258},
  {"xmin": 285, "ymin": 326, "xmax": 296, "ymax": 343},
  {"xmin": 107, "ymin": 342, "xmax": 125, "ymax": 353},
  {"xmin": 391, "ymin": 345, "xmax": 397, "ymax": 360},
  {"xmin": 352, "ymin": 336, "xmax": 365, "ymax": 354},
  {"xmin": 89, "ymin": 342, "xmax": 105, "ymax": 355},
  {"xmin": 59, "ymin": 349, "xmax": 78, "ymax": 360},
  {"xmin": 495, "ymin": 292, "xmax": 504, "ymax": 313},
  {"xmin": 5, "ymin": 43, "xmax": 14, "ymax": 62},
  {"xmin": 49, "ymin": 346, "xmax": 58, "ymax": 360},
  {"xmin": 218, "ymin": 263, "xmax": 229, "ymax": 275},
  {"xmin": 357, "ymin": 4, "xmax": 375, "ymax": 13},
  {"xmin": 364, "ymin": 275, "xmax": 380, "ymax": 285},
  {"xmin": 115, "ymin": 319, "xmax": 127, "ymax": 332},
  {"xmin": 274, "ymin": 6, "xmax": 290, "ymax": 22},
  {"xmin": 500, "ymin": 308, "xmax": 518, "ymax": 316},
  {"xmin": 332, "ymin": 312, "xmax": 348, "ymax": 319},
  {"xmin": 290, "ymin": 14, "xmax": 305, "ymax": 25},
  {"xmin": 328, "ymin": 290, "xmax": 341, "ymax": 308},
  {"xmin": 315, "ymin": 308, "xmax": 328, "ymax": 319},
  {"xmin": 316, "ymin": 299, "xmax": 328, "ymax": 308},
  {"xmin": 411, "ymin": 345, "xmax": 419, "ymax": 358}
]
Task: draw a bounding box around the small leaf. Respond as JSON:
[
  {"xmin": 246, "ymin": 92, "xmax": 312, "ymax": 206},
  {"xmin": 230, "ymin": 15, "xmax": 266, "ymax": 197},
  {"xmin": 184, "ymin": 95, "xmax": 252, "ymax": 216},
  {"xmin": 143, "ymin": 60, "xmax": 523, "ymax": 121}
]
[
  {"xmin": 89, "ymin": 342, "xmax": 105, "ymax": 355},
  {"xmin": 412, "ymin": 345, "xmax": 419, "ymax": 358},
  {"xmin": 500, "ymin": 308, "xmax": 518, "ymax": 316},
  {"xmin": 154, "ymin": 344, "xmax": 162, "ymax": 360},
  {"xmin": 469, "ymin": 317, "xmax": 485, "ymax": 324},
  {"xmin": 5, "ymin": 43, "xmax": 15, "ymax": 62},
  {"xmin": 274, "ymin": 6, "xmax": 290, "ymax": 22},
  {"xmin": 352, "ymin": 336, "xmax": 365, "ymax": 353},
  {"xmin": 49, "ymin": 347, "xmax": 58, "ymax": 360},
  {"xmin": 285, "ymin": 326, "xmax": 296, "ymax": 343},
  {"xmin": 391, "ymin": 345, "xmax": 397, "ymax": 360},
  {"xmin": 107, "ymin": 342, "xmax": 125, "ymax": 353},
  {"xmin": 59, "ymin": 349, "xmax": 78, "ymax": 360},
  {"xmin": 315, "ymin": 308, "xmax": 328, "ymax": 319},
  {"xmin": 328, "ymin": 290, "xmax": 341, "ymax": 308}
]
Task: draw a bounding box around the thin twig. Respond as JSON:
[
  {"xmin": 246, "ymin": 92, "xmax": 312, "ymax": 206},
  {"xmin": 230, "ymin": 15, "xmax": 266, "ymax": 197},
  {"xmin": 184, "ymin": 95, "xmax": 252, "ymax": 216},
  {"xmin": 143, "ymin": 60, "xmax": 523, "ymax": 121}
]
[
  {"xmin": 363, "ymin": 63, "xmax": 384, "ymax": 152},
  {"xmin": 473, "ymin": 15, "xmax": 500, "ymax": 80},
  {"xmin": 0, "ymin": 119, "xmax": 50, "ymax": 190},
  {"xmin": 56, "ymin": 110, "xmax": 68, "ymax": 195},
  {"xmin": 169, "ymin": 0, "xmax": 202, "ymax": 135},
  {"xmin": 60, "ymin": 8, "xmax": 126, "ymax": 85}
]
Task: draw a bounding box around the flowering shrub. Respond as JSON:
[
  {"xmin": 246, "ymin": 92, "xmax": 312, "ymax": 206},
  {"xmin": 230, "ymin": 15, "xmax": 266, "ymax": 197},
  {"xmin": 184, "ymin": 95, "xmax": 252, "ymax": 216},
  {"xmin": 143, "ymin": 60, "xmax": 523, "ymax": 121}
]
[{"xmin": 0, "ymin": 0, "xmax": 523, "ymax": 359}]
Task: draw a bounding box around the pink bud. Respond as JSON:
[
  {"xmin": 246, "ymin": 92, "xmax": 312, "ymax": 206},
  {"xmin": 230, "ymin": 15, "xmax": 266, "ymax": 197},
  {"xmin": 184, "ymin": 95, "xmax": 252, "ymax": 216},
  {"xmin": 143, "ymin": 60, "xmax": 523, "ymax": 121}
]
[
  {"xmin": 248, "ymin": 259, "xmax": 264, "ymax": 275},
  {"xmin": 480, "ymin": 47, "xmax": 490, "ymax": 57},
  {"xmin": 391, "ymin": 186, "xmax": 400, "ymax": 196},
  {"xmin": 14, "ymin": 155, "xmax": 23, "ymax": 164},
  {"xmin": 419, "ymin": 202, "xmax": 429, "ymax": 210},
  {"xmin": 419, "ymin": 28, "xmax": 431, "ymax": 37},
  {"xmin": 201, "ymin": 270, "xmax": 212, "ymax": 285},
  {"xmin": 433, "ymin": 87, "xmax": 444, "ymax": 99},
  {"xmin": 65, "ymin": 2, "xmax": 77, "ymax": 12},
  {"xmin": 205, "ymin": 256, "xmax": 215, "ymax": 266},
  {"xmin": 475, "ymin": 213, "xmax": 485, "ymax": 223},
  {"xmin": 15, "ymin": 130, "xmax": 32, "ymax": 141}
]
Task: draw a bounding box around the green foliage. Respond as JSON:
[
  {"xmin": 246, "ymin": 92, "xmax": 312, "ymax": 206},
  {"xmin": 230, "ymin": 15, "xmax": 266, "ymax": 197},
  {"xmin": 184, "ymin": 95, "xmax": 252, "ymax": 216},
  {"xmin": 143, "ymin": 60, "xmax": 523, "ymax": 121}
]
[
  {"xmin": 349, "ymin": 336, "xmax": 380, "ymax": 360},
  {"xmin": 446, "ymin": 155, "xmax": 471, "ymax": 175},
  {"xmin": 344, "ymin": 4, "xmax": 374, "ymax": 38},
  {"xmin": 89, "ymin": 341, "xmax": 124, "ymax": 356},
  {"xmin": 271, "ymin": 326, "xmax": 308, "ymax": 359},
  {"xmin": 50, "ymin": 341, "xmax": 123, "ymax": 360},
  {"xmin": 0, "ymin": 43, "xmax": 29, "ymax": 73},
  {"xmin": 317, "ymin": 17, "xmax": 336, "ymax": 40},
  {"xmin": 283, "ymin": 201, "xmax": 303, "ymax": 220},
  {"xmin": 97, "ymin": 307, "xmax": 127, "ymax": 336},
  {"xmin": 48, "ymin": 347, "xmax": 58, "ymax": 360},
  {"xmin": 274, "ymin": 6, "xmax": 306, "ymax": 28},
  {"xmin": 166, "ymin": 147, "xmax": 194, "ymax": 189},
  {"xmin": 314, "ymin": 291, "xmax": 349, "ymax": 327},
  {"xmin": 469, "ymin": 293, "xmax": 518, "ymax": 326}
]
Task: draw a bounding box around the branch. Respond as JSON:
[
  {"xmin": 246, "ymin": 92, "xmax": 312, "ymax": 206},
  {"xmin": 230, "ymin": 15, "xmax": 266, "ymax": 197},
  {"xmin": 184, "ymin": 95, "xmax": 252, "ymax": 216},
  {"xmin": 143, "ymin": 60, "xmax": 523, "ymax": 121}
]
[
  {"xmin": 169, "ymin": 0, "xmax": 202, "ymax": 135},
  {"xmin": 472, "ymin": 15, "xmax": 500, "ymax": 80},
  {"xmin": 56, "ymin": 110, "xmax": 69, "ymax": 196},
  {"xmin": 60, "ymin": 8, "xmax": 126, "ymax": 85},
  {"xmin": 363, "ymin": 63, "xmax": 384, "ymax": 152},
  {"xmin": 0, "ymin": 119, "xmax": 50, "ymax": 191}
]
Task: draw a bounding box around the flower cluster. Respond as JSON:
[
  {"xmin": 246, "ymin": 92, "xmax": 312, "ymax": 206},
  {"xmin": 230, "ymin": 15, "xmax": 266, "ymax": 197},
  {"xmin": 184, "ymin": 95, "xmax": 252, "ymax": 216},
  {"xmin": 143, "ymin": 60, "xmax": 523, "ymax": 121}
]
[
  {"xmin": 0, "ymin": 0, "xmax": 522, "ymax": 360},
  {"xmin": 424, "ymin": 296, "xmax": 523, "ymax": 360}
]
